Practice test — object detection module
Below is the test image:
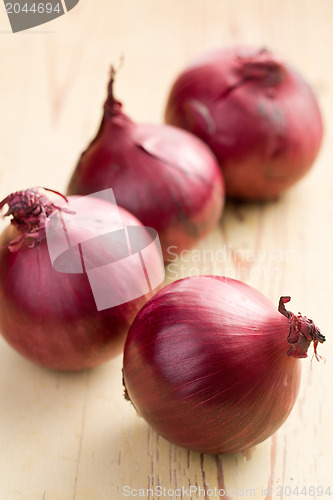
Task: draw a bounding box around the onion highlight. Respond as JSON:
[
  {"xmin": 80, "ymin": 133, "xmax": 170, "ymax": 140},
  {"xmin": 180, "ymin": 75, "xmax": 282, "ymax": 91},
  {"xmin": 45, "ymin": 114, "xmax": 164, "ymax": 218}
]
[{"xmin": 123, "ymin": 276, "xmax": 324, "ymax": 454}]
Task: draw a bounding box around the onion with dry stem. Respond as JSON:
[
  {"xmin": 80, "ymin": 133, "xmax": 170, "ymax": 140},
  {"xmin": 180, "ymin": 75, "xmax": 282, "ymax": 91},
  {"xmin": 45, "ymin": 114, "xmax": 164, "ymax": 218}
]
[
  {"xmin": 0, "ymin": 188, "xmax": 162, "ymax": 371},
  {"xmin": 165, "ymin": 46, "xmax": 324, "ymax": 200},
  {"xmin": 123, "ymin": 276, "xmax": 325, "ymax": 454},
  {"xmin": 67, "ymin": 68, "xmax": 225, "ymax": 261}
]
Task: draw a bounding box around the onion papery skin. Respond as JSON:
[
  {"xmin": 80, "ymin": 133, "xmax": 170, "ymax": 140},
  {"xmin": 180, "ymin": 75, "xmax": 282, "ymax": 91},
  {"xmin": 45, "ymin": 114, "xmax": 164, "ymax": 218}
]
[
  {"xmin": 66, "ymin": 75, "xmax": 225, "ymax": 261},
  {"xmin": 0, "ymin": 195, "xmax": 161, "ymax": 371},
  {"xmin": 165, "ymin": 46, "xmax": 323, "ymax": 200},
  {"xmin": 123, "ymin": 276, "xmax": 303, "ymax": 454}
]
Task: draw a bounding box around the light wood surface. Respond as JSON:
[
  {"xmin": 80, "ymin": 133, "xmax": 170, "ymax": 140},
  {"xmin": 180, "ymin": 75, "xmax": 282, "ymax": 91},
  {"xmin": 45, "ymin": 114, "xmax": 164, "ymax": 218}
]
[{"xmin": 0, "ymin": 1, "xmax": 332, "ymax": 499}]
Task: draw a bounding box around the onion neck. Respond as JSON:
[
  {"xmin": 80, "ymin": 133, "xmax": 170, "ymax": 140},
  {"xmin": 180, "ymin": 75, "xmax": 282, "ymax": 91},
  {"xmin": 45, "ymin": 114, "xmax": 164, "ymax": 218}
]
[
  {"xmin": 278, "ymin": 296, "xmax": 325, "ymax": 360},
  {"xmin": 237, "ymin": 47, "xmax": 286, "ymax": 87},
  {"xmin": 100, "ymin": 66, "xmax": 135, "ymax": 136},
  {"xmin": 0, "ymin": 188, "xmax": 67, "ymax": 252},
  {"xmin": 103, "ymin": 66, "xmax": 124, "ymax": 118}
]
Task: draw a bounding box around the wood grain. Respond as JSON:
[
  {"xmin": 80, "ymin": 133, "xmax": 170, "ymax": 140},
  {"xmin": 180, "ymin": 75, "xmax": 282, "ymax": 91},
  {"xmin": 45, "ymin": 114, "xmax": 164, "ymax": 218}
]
[{"xmin": 0, "ymin": 1, "xmax": 332, "ymax": 499}]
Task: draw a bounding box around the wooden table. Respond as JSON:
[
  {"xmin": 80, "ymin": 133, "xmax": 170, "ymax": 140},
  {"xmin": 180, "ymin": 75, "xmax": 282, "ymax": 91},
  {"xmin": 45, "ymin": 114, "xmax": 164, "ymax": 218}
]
[{"xmin": 0, "ymin": 1, "xmax": 332, "ymax": 499}]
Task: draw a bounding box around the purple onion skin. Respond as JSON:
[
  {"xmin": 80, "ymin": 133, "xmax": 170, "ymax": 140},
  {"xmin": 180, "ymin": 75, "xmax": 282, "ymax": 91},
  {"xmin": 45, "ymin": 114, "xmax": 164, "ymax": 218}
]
[
  {"xmin": 67, "ymin": 76, "xmax": 224, "ymax": 261},
  {"xmin": 165, "ymin": 46, "xmax": 323, "ymax": 200},
  {"xmin": 123, "ymin": 276, "xmax": 303, "ymax": 454},
  {"xmin": 0, "ymin": 196, "xmax": 159, "ymax": 371}
]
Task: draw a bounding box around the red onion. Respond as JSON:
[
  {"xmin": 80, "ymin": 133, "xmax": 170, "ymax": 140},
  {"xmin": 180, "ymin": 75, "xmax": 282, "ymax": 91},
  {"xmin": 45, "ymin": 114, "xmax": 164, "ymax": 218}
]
[
  {"xmin": 165, "ymin": 46, "xmax": 323, "ymax": 200},
  {"xmin": 123, "ymin": 276, "xmax": 324, "ymax": 454},
  {"xmin": 0, "ymin": 188, "xmax": 163, "ymax": 371},
  {"xmin": 66, "ymin": 69, "xmax": 225, "ymax": 260}
]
